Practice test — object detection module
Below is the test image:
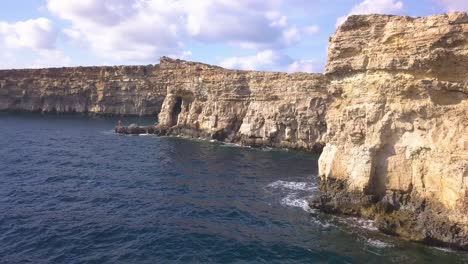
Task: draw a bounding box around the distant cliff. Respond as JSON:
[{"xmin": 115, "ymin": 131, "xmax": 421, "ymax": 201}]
[
  {"xmin": 1, "ymin": 12, "xmax": 467, "ymax": 249},
  {"xmin": 0, "ymin": 65, "xmax": 166, "ymax": 115}
]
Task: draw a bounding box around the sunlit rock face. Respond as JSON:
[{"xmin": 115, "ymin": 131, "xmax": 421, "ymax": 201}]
[
  {"xmin": 0, "ymin": 57, "xmax": 329, "ymax": 151},
  {"xmin": 315, "ymin": 12, "xmax": 468, "ymax": 248},
  {"xmin": 0, "ymin": 65, "xmax": 166, "ymax": 116},
  {"xmin": 156, "ymin": 57, "xmax": 329, "ymax": 151}
]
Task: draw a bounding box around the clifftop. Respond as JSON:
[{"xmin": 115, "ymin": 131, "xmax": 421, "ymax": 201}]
[{"xmin": 327, "ymin": 12, "xmax": 468, "ymax": 80}]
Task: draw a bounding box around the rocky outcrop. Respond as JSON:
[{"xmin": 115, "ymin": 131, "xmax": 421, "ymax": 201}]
[
  {"xmin": 312, "ymin": 12, "xmax": 468, "ymax": 249},
  {"xmin": 0, "ymin": 65, "xmax": 166, "ymax": 115},
  {"xmin": 154, "ymin": 58, "xmax": 328, "ymax": 151}
]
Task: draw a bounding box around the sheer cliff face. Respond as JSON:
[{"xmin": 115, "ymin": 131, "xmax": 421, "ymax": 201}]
[
  {"xmin": 157, "ymin": 58, "xmax": 328, "ymax": 150},
  {"xmin": 0, "ymin": 66, "xmax": 166, "ymax": 115},
  {"xmin": 317, "ymin": 12, "xmax": 467, "ymax": 247}
]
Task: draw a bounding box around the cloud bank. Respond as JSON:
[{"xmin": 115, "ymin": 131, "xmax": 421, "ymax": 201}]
[{"xmin": 1, "ymin": 0, "xmax": 463, "ymax": 71}]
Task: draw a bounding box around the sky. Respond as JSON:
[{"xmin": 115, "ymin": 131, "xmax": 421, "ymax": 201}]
[{"xmin": 0, "ymin": 0, "xmax": 466, "ymax": 72}]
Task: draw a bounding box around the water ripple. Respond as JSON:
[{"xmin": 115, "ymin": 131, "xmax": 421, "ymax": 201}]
[{"xmin": 0, "ymin": 113, "xmax": 466, "ymax": 263}]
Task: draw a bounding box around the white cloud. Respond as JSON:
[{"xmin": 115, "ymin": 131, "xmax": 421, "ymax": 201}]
[
  {"xmin": 32, "ymin": 50, "xmax": 72, "ymax": 68},
  {"xmin": 48, "ymin": 0, "xmax": 184, "ymax": 62},
  {"xmin": 336, "ymin": 0, "xmax": 404, "ymax": 27},
  {"xmin": 220, "ymin": 50, "xmax": 292, "ymax": 71},
  {"xmin": 303, "ymin": 25, "xmax": 320, "ymax": 35},
  {"xmin": 184, "ymin": 0, "xmax": 295, "ymax": 48},
  {"xmin": 46, "ymin": 0, "xmax": 302, "ymax": 62},
  {"xmin": 168, "ymin": 50, "xmax": 193, "ymax": 60},
  {"xmin": 280, "ymin": 26, "xmax": 301, "ymax": 47},
  {"xmin": 185, "ymin": 0, "xmax": 301, "ymax": 49},
  {"xmin": 0, "ymin": 51, "xmax": 20, "ymax": 69},
  {"xmin": 0, "ymin": 18, "xmax": 57, "ymax": 50},
  {"xmin": 0, "ymin": 17, "xmax": 71, "ymax": 69},
  {"xmin": 287, "ymin": 59, "xmax": 323, "ymax": 73},
  {"xmin": 437, "ymin": 0, "xmax": 468, "ymax": 11},
  {"xmin": 219, "ymin": 51, "xmax": 325, "ymax": 72}
]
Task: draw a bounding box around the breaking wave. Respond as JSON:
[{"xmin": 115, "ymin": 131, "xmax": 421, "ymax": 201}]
[{"xmin": 267, "ymin": 180, "xmax": 317, "ymax": 192}]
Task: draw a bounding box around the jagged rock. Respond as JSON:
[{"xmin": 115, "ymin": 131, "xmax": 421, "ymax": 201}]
[{"xmin": 115, "ymin": 124, "xmax": 155, "ymax": 134}]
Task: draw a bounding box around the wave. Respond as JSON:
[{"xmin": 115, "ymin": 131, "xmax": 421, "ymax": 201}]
[
  {"xmin": 335, "ymin": 216, "xmax": 378, "ymax": 232},
  {"xmin": 365, "ymin": 238, "xmax": 393, "ymax": 248},
  {"xmin": 432, "ymin": 247, "xmax": 456, "ymax": 253},
  {"xmin": 267, "ymin": 180, "xmax": 318, "ymax": 214},
  {"xmin": 280, "ymin": 193, "xmax": 312, "ymax": 212},
  {"xmin": 267, "ymin": 180, "xmax": 317, "ymax": 192}
]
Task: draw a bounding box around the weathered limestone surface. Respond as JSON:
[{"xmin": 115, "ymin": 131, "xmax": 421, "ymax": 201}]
[
  {"xmin": 154, "ymin": 58, "xmax": 328, "ymax": 151},
  {"xmin": 1, "ymin": 59, "xmax": 328, "ymax": 150},
  {"xmin": 0, "ymin": 65, "xmax": 166, "ymax": 115},
  {"xmin": 313, "ymin": 12, "xmax": 468, "ymax": 249}
]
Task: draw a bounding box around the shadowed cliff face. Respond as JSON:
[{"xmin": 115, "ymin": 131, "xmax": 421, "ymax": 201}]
[
  {"xmin": 0, "ymin": 65, "xmax": 166, "ymax": 116},
  {"xmin": 316, "ymin": 12, "xmax": 468, "ymax": 248},
  {"xmin": 0, "ymin": 11, "xmax": 467, "ymax": 249}
]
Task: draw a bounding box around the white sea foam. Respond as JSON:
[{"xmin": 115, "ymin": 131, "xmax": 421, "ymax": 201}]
[
  {"xmin": 310, "ymin": 218, "xmax": 332, "ymax": 228},
  {"xmin": 432, "ymin": 246, "xmax": 456, "ymax": 253},
  {"xmin": 365, "ymin": 238, "xmax": 393, "ymax": 248},
  {"xmin": 356, "ymin": 218, "xmax": 379, "ymax": 231},
  {"xmin": 267, "ymin": 180, "xmax": 317, "ymax": 191},
  {"xmin": 219, "ymin": 142, "xmax": 246, "ymax": 148},
  {"xmin": 281, "ymin": 193, "xmax": 311, "ymax": 212},
  {"xmin": 338, "ymin": 216, "xmax": 378, "ymax": 231}
]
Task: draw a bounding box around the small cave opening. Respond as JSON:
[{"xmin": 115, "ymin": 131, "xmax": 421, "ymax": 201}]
[{"xmin": 170, "ymin": 96, "xmax": 183, "ymax": 126}]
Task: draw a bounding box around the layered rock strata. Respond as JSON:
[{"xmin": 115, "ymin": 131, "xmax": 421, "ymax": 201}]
[
  {"xmin": 312, "ymin": 12, "xmax": 468, "ymax": 249},
  {"xmin": 152, "ymin": 58, "xmax": 328, "ymax": 151},
  {"xmin": 1, "ymin": 59, "xmax": 328, "ymax": 151},
  {"xmin": 0, "ymin": 65, "xmax": 166, "ymax": 115}
]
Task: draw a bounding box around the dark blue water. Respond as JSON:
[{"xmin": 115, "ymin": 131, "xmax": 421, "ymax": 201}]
[{"xmin": 0, "ymin": 113, "xmax": 467, "ymax": 263}]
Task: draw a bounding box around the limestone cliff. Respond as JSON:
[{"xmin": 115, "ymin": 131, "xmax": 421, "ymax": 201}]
[
  {"xmin": 154, "ymin": 58, "xmax": 328, "ymax": 151},
  {"xmin": 0, "ymin": 65, "xmax": 166, "ymax": 115},
  {"xmin": 313, "ymin": 12, "xmax": 468, "ymax": 248}
]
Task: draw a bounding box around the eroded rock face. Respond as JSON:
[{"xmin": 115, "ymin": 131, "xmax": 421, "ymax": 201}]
[
  {"xmin": 0, "ymin": 58, "xmax": 329, "ymax": 151},
  {"xmin": 0, "ymin": 65, "xmax": 166, "ymax": 115},
  {"xmin": 155, "ymin": 58, "xmax": 328, "ymax": 151},
  {"xmin": 314, "ymin": 12, "xmax": 468, "ymax": 248}
]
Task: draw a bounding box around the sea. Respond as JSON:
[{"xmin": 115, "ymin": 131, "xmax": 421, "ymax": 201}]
[{"xmin": 0, "ymin": 113, "xmax": 467, "ymax": 263}]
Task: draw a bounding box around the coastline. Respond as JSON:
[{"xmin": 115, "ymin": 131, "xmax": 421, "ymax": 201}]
[{"xmin": 1, "ymin": 12, "xmax": 467, "ymax": 250}]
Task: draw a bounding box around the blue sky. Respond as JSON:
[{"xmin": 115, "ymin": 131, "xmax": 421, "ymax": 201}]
[{"xmin": 0, "ymin": 0, "xmax": 466, "ymax": 72}]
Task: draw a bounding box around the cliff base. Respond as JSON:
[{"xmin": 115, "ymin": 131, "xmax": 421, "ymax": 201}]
[{"xmin": 310, "ymin": 179, "xmax": 468, "ymax": 250}]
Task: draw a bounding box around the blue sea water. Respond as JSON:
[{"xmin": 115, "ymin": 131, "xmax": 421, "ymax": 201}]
[{"xmin": 0, "ymin": 113, "xmax": 467, "ymax": 263}]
